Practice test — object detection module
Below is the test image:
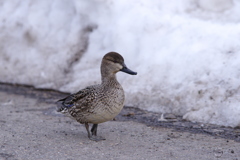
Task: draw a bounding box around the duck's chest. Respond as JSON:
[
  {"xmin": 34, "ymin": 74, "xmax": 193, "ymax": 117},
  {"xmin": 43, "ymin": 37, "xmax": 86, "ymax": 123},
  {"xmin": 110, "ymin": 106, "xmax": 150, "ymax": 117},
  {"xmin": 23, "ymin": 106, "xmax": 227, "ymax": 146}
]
[
  {"xmin": 107, "ymin": 86, "xmax": 124, "ymax": 104},
  {"xmin": 98, "ymin": 86, "xmax": 125, "ymax": 109},
  {"xmin": 89, "ymin": 86, "xmax": 125, "ymax": 123}
]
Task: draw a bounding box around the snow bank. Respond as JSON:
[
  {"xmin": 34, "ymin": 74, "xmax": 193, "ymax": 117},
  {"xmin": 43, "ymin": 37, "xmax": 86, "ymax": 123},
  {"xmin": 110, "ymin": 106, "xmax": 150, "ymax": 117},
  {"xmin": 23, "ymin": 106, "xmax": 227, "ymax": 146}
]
[{"xmin": 1, "ymin": 0, "xmax": 240, "ymax": 127}]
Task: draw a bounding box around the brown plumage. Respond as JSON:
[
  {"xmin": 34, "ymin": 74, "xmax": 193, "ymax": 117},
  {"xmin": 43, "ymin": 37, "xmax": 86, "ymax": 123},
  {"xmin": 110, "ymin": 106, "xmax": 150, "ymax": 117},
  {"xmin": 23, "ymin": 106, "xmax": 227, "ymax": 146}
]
[{"xmin": 57, "ymin": 52, "xmax": 137, "ymax": 141}]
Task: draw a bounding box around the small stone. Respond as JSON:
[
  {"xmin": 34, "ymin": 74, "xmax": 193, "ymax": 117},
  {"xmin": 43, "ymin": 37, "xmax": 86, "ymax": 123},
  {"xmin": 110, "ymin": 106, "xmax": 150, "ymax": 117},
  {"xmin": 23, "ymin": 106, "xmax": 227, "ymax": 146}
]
[
  {"xmin": 203, "ymin": 129, "xmax": 224, "ymax": 134},
  {"xmin": 164, "ymin": 113, "xmax": 176, "ymax": 119},
  {"xmin": 213, "ymin": 148, "xmax": 223, "ymax": 158}
]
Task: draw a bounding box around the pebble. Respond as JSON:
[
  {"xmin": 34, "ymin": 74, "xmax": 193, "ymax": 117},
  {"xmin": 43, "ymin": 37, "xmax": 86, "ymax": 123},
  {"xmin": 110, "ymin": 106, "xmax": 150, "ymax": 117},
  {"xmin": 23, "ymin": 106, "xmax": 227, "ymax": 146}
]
[{"xmin": 164, "ymin": 113, "xmax": 177, "ymax": 119}]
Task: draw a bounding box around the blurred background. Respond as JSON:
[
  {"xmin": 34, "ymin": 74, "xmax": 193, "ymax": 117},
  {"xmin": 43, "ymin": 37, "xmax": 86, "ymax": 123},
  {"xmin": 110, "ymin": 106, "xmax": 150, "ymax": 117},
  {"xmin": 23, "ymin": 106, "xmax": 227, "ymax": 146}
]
[{"xmin": 0, "ymin": 0, "xmax": 240, "ymax": 127}]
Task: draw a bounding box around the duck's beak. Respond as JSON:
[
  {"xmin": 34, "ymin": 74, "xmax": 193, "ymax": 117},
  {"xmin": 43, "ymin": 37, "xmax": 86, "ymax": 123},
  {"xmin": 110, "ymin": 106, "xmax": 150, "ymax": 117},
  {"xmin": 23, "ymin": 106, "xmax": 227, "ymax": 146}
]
[{"xmin": 120, "ymin": 63, "xmax": 137, "ymax": 75}]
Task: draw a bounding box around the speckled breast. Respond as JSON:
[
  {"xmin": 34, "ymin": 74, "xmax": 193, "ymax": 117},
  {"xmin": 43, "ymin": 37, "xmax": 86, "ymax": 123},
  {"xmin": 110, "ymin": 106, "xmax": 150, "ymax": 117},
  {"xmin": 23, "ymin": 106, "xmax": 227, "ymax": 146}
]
[{"xmin": 87, "ymin": 87, "xmax": 125, "ymax": 124}]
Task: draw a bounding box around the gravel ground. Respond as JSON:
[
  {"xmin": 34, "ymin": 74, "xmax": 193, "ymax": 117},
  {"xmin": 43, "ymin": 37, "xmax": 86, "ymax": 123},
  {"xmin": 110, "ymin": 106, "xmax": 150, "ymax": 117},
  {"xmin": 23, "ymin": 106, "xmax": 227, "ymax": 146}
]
[{"xmin": 0, "ymin": 83, "xmax": 240, "ymax": 160}]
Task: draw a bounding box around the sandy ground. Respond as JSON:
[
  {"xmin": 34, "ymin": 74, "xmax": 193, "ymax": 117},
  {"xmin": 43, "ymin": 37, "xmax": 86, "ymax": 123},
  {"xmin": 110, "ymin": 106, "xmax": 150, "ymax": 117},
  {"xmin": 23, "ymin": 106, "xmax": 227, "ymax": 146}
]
[{"xmin": 0, "ymin": 84, "xmax": 240, "ymax": 160}]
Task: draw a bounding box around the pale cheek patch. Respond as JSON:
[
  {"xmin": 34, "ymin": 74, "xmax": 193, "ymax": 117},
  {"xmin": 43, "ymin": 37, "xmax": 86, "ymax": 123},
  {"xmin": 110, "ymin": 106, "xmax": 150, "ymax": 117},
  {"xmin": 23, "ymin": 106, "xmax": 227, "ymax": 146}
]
[{"xmin": 115, "ymin": 63, "xmax": 123, "ymax": 70}]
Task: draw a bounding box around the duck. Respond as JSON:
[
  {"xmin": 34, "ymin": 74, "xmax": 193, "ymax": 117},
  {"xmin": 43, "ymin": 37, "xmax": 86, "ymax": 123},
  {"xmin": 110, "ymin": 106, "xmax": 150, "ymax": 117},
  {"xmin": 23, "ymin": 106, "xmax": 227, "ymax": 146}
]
[{"xmin": 57, "ymin": 52, "xmax": 137, "ymax": 141}]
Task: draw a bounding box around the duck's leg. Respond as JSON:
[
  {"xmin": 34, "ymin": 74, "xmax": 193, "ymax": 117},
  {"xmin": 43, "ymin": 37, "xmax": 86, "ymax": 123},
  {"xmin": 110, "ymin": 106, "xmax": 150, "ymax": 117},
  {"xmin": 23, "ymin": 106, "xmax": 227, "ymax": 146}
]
[
  {"xmin": 84, "ymin": 123, "xmax": 105, "ymax": 141},
  {"xmin": 87, "ymin": 124, "xmax": 105, "ymax": 141},
  {"xmin": 84, "ymin": 123, "xmax": 91, "ymax": 139},
  {"xmin": 91, "ymin": 124, "xmax": 98, "ymax": 136}
]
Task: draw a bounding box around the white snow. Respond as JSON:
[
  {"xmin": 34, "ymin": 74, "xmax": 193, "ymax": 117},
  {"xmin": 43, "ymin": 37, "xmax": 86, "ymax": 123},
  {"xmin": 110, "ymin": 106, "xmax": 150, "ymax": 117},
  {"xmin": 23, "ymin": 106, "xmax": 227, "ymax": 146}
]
[{"xmin": 1, "ymin": 0, "xmax": 240, "ymax": 127}]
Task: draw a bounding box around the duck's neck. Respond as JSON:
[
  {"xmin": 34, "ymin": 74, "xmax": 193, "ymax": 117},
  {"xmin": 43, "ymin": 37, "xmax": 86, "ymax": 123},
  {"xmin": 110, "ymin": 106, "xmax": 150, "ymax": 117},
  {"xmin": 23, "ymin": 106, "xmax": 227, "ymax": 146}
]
[
  {"xmin": 101, "ymin": 66, "xmax": 119, "ymax": 86},
  {"xmin": 101, "ymin": 72, "xmax": 120, "ymax": 85}
]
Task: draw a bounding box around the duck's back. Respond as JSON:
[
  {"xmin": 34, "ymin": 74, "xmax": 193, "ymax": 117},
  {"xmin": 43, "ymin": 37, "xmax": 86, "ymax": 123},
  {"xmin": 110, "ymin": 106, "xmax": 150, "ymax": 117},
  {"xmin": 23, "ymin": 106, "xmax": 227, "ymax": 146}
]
[{"xmin": 58, "ymin": 83, "xmax": 125, "ymax": 124}]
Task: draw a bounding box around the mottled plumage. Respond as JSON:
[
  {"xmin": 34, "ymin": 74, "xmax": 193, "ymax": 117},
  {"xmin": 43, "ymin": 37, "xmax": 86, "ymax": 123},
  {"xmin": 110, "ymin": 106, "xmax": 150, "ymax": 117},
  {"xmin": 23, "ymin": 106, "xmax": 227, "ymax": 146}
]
[{"xmin": 57, "ymin": 52, "xmax": 137, "ymax": 141}]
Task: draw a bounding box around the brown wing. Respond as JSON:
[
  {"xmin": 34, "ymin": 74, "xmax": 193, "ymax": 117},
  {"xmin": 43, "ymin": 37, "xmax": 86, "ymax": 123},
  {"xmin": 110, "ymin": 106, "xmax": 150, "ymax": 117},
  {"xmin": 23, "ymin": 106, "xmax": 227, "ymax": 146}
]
[{"xmin": 57, "ymin": 86, "xmax": 95, "ymax": 112}]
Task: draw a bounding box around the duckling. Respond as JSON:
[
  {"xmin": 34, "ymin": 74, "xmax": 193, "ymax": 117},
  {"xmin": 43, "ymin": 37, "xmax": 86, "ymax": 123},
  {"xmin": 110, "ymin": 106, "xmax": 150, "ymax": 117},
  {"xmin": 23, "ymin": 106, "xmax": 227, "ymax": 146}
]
[{"xmin": 57, "ymin": 52, "xmax": 137, "ymax": 141}]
